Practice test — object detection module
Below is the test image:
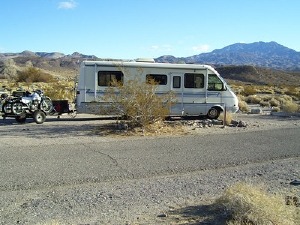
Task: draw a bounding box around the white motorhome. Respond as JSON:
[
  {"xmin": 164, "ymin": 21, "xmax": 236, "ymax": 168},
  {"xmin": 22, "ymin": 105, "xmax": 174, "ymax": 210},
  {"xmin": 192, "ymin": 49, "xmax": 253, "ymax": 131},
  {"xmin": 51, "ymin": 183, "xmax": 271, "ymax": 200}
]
[{"xmin": 76, "ymin": 59, "xmax": 239, "ymax": 119}]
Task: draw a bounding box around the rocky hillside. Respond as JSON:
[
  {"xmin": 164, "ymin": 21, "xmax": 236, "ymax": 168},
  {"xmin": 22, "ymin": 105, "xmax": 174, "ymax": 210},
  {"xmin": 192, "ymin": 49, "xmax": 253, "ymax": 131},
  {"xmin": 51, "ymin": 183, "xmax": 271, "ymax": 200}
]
[
  {"xmin": 216, "ymin": 65, "xmax": 300, "ymax": 86},
  {"xmin": 156, "ymin": 41, "xmax": 300, "ymax": 71}
]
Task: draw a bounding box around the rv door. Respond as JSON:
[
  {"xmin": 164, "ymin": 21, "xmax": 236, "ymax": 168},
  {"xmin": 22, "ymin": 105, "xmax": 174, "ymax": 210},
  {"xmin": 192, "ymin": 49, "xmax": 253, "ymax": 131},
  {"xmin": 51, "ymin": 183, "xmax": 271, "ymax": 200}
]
[{"xmin": 170, "ymin": 73, "xmax": 184, "ymax": 115}]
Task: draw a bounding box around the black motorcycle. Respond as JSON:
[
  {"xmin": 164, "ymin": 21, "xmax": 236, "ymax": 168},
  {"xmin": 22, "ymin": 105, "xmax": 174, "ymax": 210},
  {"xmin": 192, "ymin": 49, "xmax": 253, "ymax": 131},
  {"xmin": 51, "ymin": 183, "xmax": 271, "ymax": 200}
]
[{"xmin": 2, "ymin": 90, "xmax": 53, "ymax": 124}]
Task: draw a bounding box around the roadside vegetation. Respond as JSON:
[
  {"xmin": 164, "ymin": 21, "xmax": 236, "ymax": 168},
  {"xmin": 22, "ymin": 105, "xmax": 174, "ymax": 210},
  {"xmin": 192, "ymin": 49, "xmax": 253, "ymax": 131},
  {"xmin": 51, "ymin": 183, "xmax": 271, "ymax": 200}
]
[
  {"xmin": 230, "ymin": 83, "xmax": 300, "ymax": 113},
  {"xmin": 217, "ymin": 182, "xmax": 299, "ymax": 225},
  {"xmin": 101, "ymin": 78, "xmax": 176, "ymax": 133}
]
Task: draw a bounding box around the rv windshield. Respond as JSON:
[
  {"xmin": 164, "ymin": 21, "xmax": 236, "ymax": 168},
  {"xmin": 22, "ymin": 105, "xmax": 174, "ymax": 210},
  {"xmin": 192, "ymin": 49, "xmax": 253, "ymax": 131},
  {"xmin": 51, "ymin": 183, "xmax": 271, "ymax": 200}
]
[{"xmin": 207, "ymin": 74, "xmax": 225, "ymax": 91}]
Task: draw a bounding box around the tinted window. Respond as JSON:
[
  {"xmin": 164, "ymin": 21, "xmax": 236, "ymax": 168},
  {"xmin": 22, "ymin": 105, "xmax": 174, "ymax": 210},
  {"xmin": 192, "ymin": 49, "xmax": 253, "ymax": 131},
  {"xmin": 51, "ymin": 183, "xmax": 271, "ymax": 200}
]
[
  {"xmin": 98, "ymin": 71, "xmax": 124, "ymax": 86},
  {"xmin": 173, "ymin": 76, "xmax": 181, "ymax": 88},
  {"xmin": 184, "ymin": 73, "xmax": 204, "ymax": 88},
  {"xmin": 146, "ymin": 74, "xmax": 167, "ymax": 85}
]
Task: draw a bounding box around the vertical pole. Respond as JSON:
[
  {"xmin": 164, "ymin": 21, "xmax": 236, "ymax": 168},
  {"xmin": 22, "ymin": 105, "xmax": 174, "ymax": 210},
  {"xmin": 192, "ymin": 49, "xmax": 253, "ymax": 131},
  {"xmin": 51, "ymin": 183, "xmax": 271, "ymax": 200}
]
[
  {"xmin": 223, "ymin": 105, "xmax": 227, "ymax": 128},
  {"xmin": 94, "ymin": 64, "xmax": 97, "ymax": 101},
  {"xmin": 205, "ymin": 68, "xmax": 208, "ymax": 103}
]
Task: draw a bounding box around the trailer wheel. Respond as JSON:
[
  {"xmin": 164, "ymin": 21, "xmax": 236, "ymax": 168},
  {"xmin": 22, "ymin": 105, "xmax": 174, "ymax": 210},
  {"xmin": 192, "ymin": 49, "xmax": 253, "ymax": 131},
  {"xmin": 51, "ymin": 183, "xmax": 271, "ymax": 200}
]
[
  {"xmin": 207, "ymin": 107, "xmax": 221, "ymax": 119},
  {"xmin": 33, "ymin": 110, "xmax": 46, "ymax": 124},
  {"xmin": 15, "ymin": 114, "xmax": 27, "ymax": 123}
]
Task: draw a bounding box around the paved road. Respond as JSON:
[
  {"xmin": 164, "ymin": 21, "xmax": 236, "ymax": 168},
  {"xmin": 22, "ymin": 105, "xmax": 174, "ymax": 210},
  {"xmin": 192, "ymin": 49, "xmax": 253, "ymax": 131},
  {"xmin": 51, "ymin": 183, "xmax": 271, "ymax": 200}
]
[{"xmin": 0, "ymin": 117, "xmax": 299, "ymax": 192}]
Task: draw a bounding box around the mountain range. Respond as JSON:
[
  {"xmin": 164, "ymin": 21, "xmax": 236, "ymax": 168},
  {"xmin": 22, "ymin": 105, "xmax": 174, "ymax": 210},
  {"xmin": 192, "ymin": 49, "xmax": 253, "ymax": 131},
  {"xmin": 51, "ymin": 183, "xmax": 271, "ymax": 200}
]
[
  {"xmin": 0, "ymin": 41, "xmax": 300, "ymax": 86},
  {"xmin": 156, "ymin": 41, "xmax": 300, "ymax": 71},
  {"xmin": 0, "ymin": 41, "xmax": 299, "ymax": 71}
]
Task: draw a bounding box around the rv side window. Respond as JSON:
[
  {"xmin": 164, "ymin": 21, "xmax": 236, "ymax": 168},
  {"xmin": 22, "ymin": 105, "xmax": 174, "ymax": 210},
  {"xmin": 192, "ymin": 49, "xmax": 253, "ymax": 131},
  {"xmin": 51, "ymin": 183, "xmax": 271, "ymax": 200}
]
[
  {"xmin": 98, "ymin": 71, "xmax": 124, "ymax": 86},
  {"xmin": 173, "ymin": 76, "xmax": 181, "ymax": 88},
  {"xmin": 184, "ymin": 73, "xmax": 204, "ymax": 88},
  {"xmin": 208, "ymin": 74, "xmax": 224, "ymax": 91},
  {"xmin": 146, "ymin": 74, "xmax": 167, "ymax": 85}
]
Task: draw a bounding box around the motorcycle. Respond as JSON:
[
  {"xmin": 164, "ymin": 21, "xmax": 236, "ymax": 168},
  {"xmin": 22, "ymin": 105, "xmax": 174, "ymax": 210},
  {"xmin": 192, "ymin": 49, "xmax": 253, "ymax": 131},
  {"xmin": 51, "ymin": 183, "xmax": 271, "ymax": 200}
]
[{"xmin": 2, "ymin": 90, "xmax": 53, "ymax": 124}]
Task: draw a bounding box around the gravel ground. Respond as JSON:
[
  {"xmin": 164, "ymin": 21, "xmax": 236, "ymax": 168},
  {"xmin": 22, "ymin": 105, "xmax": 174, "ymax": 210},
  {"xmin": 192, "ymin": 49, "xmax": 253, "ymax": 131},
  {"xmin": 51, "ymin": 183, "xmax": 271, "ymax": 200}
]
[{"xmin": 0, "ymin": 113, "xmax": 299, "ymax": 225}]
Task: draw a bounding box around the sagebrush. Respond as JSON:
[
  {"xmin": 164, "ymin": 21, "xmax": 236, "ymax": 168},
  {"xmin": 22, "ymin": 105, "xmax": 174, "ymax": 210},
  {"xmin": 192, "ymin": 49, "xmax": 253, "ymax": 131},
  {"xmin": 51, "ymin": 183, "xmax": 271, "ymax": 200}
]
[
  {"xmin": 217, "ymin": 182, "xmax": 298, "ymax": 225},
  {"xmin": 102, "ymin": 78, "xmax": 176, "ymax": 130}
]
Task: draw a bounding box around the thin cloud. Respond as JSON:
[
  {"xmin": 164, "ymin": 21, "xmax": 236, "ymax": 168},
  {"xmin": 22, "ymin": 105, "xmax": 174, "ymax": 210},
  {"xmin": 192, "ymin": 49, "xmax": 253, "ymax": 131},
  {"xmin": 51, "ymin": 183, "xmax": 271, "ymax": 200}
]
[
  {"xmin": 150, "ymin": 44, "xmax": 173, "ymax": 53},
  {"xmin": 192, "ymin": 44, "xmax": 210, "ymax": 53},
  {"xmin": 58, "ymin": 0, "xmax": 78, "ymax": 9}
]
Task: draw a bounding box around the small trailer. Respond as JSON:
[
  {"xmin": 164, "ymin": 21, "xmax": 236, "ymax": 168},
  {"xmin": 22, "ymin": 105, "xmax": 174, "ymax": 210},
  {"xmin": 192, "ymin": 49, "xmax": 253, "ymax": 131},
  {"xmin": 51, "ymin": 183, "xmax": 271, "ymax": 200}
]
[
  {"xmin": 1, "ymin": 91, "xmax": 76, "ymax": 124},
  {"xmin": 76, "ymin": 59, "xmax": 239, "ymax": 119},
  {"xmin": 1, "ymin": 90, "xmax": 54, "ymax": 124},
  {"xmin": 51, "ymin": 100, "xmax": 77, "ymax": 118}
]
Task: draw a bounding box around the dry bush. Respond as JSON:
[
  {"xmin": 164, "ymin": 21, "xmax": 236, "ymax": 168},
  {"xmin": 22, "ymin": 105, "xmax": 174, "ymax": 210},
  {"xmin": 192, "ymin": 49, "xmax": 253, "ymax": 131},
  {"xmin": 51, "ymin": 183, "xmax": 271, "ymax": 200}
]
[
  {"xmin": 242, "ymin": 85, "xmax": 256, "ymax": 96},
  {"xmin": 238, "ymin": 96, "xmax": 250, "ymax": 112},
  {"xmin": 242, "ymin": 85, "xmax": 257, "ymax": 96},
  {"xmin": 102, "ymin": 78, "xmax": 176, "ymax": 131},
  {"xmin": 217, "ymin": 182, "xmax": 298, "ymax": 225},
  {"xmin": 219, "ymin": 111, "xmax": 233, "ymax": 125},
  {"xmin": 245, "ymin": 95, "xmax": 261, "ymax": 104},
  {"xmin": 285, "ymin": 86, "xmax": 300, "ymax": 99},
  {"xmin": 17, "ymin": 67, "xmax": 54, "ymax": 83},
  {"xmin": 269, "ymin": 97, "xmax": 280, "ymax": 107},
  {"xmin": 281, "ymin": 101, "xmax": 299, "ymax": 113},
  {"xmin": 259, "ymin": 100, "xmax": 270, "ymax": 107},
  {"xmin": 43, "ymin": 81, "xmax": 75, "ymax": 101},
  {"xmin": 271, "ymin": 107, "xmax": 280, "ymax": 112},
  {"xmin": 275, "ymin": 95, "xmax": 293, "ymax": 103}
]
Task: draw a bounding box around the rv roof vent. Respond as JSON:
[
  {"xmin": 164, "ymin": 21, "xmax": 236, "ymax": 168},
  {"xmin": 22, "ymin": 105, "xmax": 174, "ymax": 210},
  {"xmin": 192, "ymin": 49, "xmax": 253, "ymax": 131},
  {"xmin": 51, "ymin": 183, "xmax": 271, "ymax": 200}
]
[{"xmin": 135, "ymin": 58, "xmax": 155, "ymax": 63}]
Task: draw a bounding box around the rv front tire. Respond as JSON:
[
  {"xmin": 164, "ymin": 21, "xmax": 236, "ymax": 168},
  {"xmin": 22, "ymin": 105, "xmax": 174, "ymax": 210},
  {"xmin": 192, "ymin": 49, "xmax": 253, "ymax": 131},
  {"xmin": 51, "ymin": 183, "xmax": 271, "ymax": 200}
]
[{"xmin": 207, "ymin": 107, "xmax": 221, "ymax": 120}]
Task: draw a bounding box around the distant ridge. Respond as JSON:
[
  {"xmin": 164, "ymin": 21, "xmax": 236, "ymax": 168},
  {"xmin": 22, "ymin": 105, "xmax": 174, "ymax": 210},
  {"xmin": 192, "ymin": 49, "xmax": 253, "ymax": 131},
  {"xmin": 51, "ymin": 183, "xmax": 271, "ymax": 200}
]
[
  {"xmin": 0, "ymin": 41, "xmax": 299, "ymax": 70},
  {"xmin": 0, "ymin": 51, "xmax": 96, "ymax": 60},
  {"xmin": 156, "ymin": 41, "xmax": 300, "ymax": 70}
]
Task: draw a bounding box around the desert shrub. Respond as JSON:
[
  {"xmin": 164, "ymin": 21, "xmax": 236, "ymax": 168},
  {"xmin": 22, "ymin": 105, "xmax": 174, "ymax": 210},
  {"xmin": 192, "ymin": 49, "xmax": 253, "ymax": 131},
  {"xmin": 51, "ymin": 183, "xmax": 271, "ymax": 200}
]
[
  {"xmin": 275, "ymin": 95, "xmax": 293, "ymax": 103},
  {"xmin": 242, "ymin": 85, "xmax": 257, "ymax": 96},
  {"xmin": 238, "ymin": 98, "xmax": 250, "ymax": 113},
  {"xmin": 260, "ymin": 95, "xmax": 272, "ymax": 101},
  {"xmin": 102, "ymin": 78, "xmax": 175, "ymax": 130},
  {"xmin": 245, "ymin": 95, "xmax": 261, "ymax": 104},
  {"xmin": 219, "ymin": 111, "xmax": 233, "ymax": 125},
  {"xmin": 285, "ymin": 86, "xmax": 300, "ymax": 99},
  {"xmin": 269, "ymin": 97, "xmax": 280, "ymax": 107},
  {"xmin": 281, "ymin": 101, "xmax": 299, "ymax": 113},
  {"xmin": 271, "ymin": 107, "xmax": 280, "ymax": 112},
  {"xmin": 259, "ymin": 100, "xmax": 270, "ymax": 107},
  {"xmin": 43, "ymin": 81, "xmax": 75, "ymax": 101},
  {"xmin": 17, "ymin": 67, "xmax": 54, "ymax": 83},
  {"xmin": 3, "ymin": 59, "xmax": 17, "ymax": 81},
  {"xmin": 217, "ymin": 182, "xmax": 298, "ymax": 225}
]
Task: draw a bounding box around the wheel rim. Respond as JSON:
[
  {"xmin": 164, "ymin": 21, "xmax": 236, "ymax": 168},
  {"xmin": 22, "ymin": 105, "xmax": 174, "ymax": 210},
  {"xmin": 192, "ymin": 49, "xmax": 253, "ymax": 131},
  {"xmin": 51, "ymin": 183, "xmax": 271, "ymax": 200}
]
[
  {"xmin": 41, "ymin": 98, "xmax": 53, "ymax": 113},
  {"xmin": 34, "ymin": 111, "xmax": 46, "ymax": 124},
  {"xmin": 36, "ymin": 114, "xmax": 44, "ymax": 123},
  {"xmin": 208, "ymin": 108, "xmax": 219, "ymax": 119},
  {"xmin": 3, "ymin": 103, "xmax": 12, "ymax": 113},
  {"xmin": 12, "ymin": 102, "xmax": 25, "ymax": 115}
]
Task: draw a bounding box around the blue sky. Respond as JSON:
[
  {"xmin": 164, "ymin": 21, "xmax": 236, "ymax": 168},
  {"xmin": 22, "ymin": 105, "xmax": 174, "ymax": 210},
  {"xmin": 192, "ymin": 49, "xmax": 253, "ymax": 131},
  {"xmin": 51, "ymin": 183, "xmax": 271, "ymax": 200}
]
[{"xmin": 1, "ymin": 0, "xmax": 299, "ymax": 59}]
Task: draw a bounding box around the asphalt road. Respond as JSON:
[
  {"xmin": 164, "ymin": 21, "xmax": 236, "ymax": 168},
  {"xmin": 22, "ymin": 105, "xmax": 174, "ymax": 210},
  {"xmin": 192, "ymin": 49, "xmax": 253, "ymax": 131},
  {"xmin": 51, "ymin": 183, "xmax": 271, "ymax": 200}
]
[{"xmin": 0, "ymin": 117, "xmax": 299, "ymax": 192}]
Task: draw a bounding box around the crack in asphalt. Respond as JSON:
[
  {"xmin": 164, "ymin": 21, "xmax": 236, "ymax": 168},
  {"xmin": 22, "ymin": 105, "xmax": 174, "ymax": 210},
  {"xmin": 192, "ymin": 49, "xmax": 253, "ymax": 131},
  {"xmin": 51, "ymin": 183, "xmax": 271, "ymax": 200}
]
[{"xmin": 82, "ymin": 143, "xmax": 135, "ymax": 179}]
